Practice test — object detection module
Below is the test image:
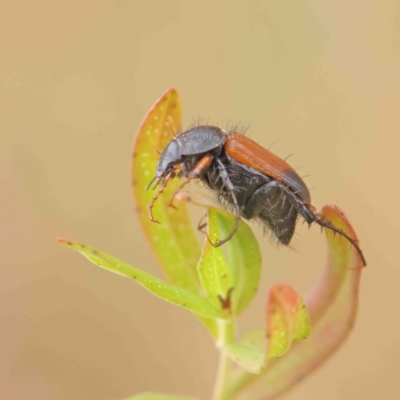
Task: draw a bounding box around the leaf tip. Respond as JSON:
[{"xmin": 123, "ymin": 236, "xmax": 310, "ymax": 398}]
[
  {"xmin": 321, "ymin": 205, "xmax": 366, "ymax": 268},
  {"xmin": 321, "ymin": 205, "xmax": 356, "ymax": 238},
  {"xmin": 164, "ymin": 86, "xmax": 178, "ymax": 95},
  {"xmin": 57, "ymin": 237, "xmax": 72, "ymax": 246}
]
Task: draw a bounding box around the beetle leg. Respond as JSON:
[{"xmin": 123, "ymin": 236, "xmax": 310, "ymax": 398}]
[
  {"xmin": 197, "ymin": 213, "xmax": 208, "ymax": 234},
  {"xmin": 148, "ymin": 171, "xmax": 175, "ymax": 224},
  {"xmin": 312, "ymin": 213, "xmax": 367, "ymax": 266},
  {"xmin": 241, "ymin": 180, "xmax": 298, "ymax": 245},
  {"xmin": 207, "ymin": 158, "xmax": 241, "ymax": 247},
  {"xmin": 168, "ymin": 154, "xmax": 214, "ymax": 209},
  {"xmin": 283, "ymin": 190, "xmax": 367, "ymax": 266}
]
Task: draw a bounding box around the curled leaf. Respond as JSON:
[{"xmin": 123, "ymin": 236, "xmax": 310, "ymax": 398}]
[
  {"xmin": 224, "ymin": 285, "xmax": 310, "ymax": 374},
  {"xmin": 58, "ymin": 238, "xmax": 227, "ymax": 320},
  {"xmin": 226, "ymin": 205, "xmax": 365, "ymax": 400},
  {"xmin": 266, "ymin": 285, "xmax": 311, "ymax": 359}
]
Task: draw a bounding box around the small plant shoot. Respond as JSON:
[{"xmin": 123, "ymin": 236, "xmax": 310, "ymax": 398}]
[{"xmin": 59, "ymin": 88, "xmax": 366, "ymax": 400}]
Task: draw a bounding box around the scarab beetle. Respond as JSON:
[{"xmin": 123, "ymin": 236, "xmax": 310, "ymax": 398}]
[{"xmin": 147, "ymin": 125, "xmax": 366, "ymax": 266}]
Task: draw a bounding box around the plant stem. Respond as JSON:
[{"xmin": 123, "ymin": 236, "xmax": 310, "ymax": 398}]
[
  {"xmin": 213, "ymin": 319, "xmax": 235, "ymax": 400},
  {"xmin": 223, "ymin": 370, "xmax": 253, "ymax": 400}
]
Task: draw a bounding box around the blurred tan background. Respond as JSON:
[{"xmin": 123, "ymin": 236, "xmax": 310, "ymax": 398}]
[{"xmin": 1, "ymin": 1, "xmax": 399, "ymax": 399}]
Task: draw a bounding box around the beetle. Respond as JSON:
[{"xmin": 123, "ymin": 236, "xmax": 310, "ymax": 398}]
[{"xmin": 147, "ymin": 125, "xmax": 366, "ymax": 266}]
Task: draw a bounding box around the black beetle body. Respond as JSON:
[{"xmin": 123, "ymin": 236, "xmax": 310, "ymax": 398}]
[
  {"xmin": 151, "ymin": 126, "xmax": 310, "ymax": 245},
  {"xmin": 148, "ymin": 125, "xmax": 366, "ymax": 266},
  {"xmin": 203, "ymin": 154, "xmax": 302, "ymax": 245}
]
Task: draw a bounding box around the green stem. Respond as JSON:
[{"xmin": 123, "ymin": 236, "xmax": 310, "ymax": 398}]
[
  {"xmin": 213, "ymin": 319, "xmax": 235, "ymax": 400},
  {"xmin": 224, "ymin": 370, "xmax": 254, "ymax": 399}
]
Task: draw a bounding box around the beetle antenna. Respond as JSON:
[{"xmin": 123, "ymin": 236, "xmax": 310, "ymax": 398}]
[{"xmin": 313, "ymin": 214, "xmax": 367, "ymax": 266}]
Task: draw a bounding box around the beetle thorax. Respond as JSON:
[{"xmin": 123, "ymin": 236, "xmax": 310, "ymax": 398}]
[{"xmin": 156, "ymin": 125, "xmax": 227, "ymax": 178}]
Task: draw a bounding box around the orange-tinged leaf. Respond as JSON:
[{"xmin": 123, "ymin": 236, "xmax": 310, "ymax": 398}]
[
  {"xmin": 227, "ymin": 205, "xmax": 365, "ymax": 400},
  {"xmin": 267, "ymin": 285, "xmax": 311, "ymax": 359},
  {"xmin": 131, "ymin": 89, "xmax": 201, "ymax": 292},
  {"xmin": 131, "ymin": 90, "xmax": 217, "ymax": 336},
  {"xmin": 224, "ymin": 286, "xmax": 310, "ymax": 375},
  {"xmin": 306, "ymin": 205, "xmax": 364, "ymax": 323}
]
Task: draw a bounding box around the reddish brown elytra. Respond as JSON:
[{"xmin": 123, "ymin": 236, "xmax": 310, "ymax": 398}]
[{"xmin": 147, "ymin": 125, "xmax": 366, "ymax": 266}]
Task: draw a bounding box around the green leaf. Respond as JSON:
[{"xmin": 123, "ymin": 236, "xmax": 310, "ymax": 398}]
[
  {"xmin": 178, "ymin": 193, "xmax": 262, "ymax": 315},
  {"xmin": 224, "ymin": 286, "xmax": 310, "ymax": 374},
  {"xmin": 225, "ymin": 205, "xmax": 365, "ymax": 400},
  {"xmin": 225, "ymin": 331, "xmax": 266, "ymax": 374},
  {"xmin": 131, "ymin": 88, "xmax": 201, "ymax": 293},
  {"xmin": 266, "ymin": 285, "xmax": 311, "ymax": 359},
  {"xmin": 131, "ymin": 88, "xmax": 216, "ymax": 335},
  {"xmin": 123, "ymin": 393, "xmax": 196, "ymax": 400},
  {"xmin": 198, "ymin": 211, "xmax": 235, "ymax": 311},
  {"xmin": 58, "ymin": 238, "xmax": 227, "ymax": 320}
]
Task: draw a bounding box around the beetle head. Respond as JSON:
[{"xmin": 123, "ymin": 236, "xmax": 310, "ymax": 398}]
[
  {"xmin": 156, "ymin": 139, "xmax": 181, "ymax": 176},
  {"xmin": 147, "ymin": 139, "xmax": 181, "ymax": 190}
]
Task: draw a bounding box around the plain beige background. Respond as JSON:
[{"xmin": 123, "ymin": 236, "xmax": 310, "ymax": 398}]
[{"xmin": 1, "ymin": 1, "xmax": 399, "ymax": 399}]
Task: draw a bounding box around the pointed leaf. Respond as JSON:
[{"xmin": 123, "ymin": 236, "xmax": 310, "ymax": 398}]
[
  {"xmin": 226, "ymin": 205, "xmax": 365, "ymax": 400},
  {"xmin": 131, "ymin": 88, "xmax": 201, "ymax": 292},
  {"xmin": 178, "ymin": 193, "xmax": 262, "ymax": 315},
  {"xmin": 123, "ymin": 393, "xmax": 196, "ymax": 400},
  {"xmin": 58, "ymin": 238, "xmax": 227, "ymax": 319},
  {"xmin": 131, "ymin": 89, "xmax": 216, "ymax": 335}
]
